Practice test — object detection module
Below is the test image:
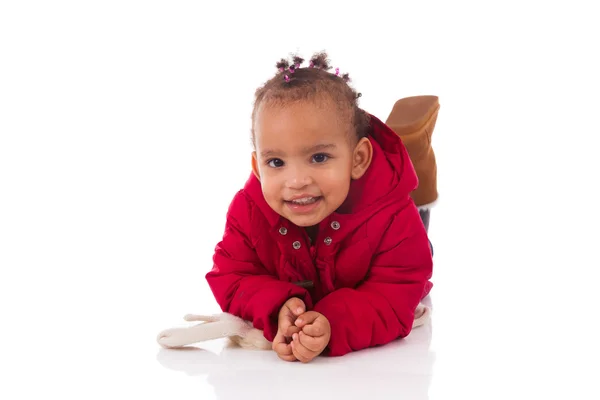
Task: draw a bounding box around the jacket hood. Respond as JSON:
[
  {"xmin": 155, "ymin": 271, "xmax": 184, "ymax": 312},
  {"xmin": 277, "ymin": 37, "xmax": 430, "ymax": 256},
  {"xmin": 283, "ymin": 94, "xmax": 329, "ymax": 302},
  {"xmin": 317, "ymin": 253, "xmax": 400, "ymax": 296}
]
[
  {"xmin": 334, "ymin": 114, "xmax": 417, "ymax": 216},
  {"xmin": 244, "ymin": 113, "xmax": 418, "ymax": 229}
]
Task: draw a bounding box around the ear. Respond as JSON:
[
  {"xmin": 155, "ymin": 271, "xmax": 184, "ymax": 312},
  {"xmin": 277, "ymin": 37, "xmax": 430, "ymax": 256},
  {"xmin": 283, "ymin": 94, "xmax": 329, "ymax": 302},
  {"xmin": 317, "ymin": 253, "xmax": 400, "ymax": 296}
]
[
  {"xmin": 351, "ymin": 137, "xmax": 373, "ymax": 180},
  {"xmin": 251, "ymin": 151, "xmax": 261, "ymax": 181}
]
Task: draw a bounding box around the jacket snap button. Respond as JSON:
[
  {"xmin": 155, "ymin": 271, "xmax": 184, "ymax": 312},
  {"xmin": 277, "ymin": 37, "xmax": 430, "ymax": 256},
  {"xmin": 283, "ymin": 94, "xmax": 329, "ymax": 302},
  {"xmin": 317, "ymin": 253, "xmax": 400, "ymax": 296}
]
[
  {"xmin": 279, "ymin": 227, "xmax": 288, "ymax": 235},
  {"xmin": 331, "ymin": 221, "xmax": 340, "ymax": 230},
  {"xmin": 324, "ymin": 237, "xmax": 332, "ymax": 245},
  {"xmin": 292, "ymin": 241, "xmax": 301, "ymax": 250}
]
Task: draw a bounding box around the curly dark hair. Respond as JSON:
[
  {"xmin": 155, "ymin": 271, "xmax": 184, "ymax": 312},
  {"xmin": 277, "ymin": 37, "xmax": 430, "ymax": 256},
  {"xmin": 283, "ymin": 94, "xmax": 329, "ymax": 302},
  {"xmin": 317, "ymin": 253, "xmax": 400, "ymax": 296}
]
[{"xmin": 251, "ymin": 51, "xmax": 370, "ymax": 146}]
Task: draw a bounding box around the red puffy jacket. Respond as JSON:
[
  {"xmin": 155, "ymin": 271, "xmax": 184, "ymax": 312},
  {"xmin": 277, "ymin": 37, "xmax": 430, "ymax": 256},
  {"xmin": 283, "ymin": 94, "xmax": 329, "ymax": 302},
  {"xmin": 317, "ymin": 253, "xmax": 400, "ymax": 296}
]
[{"xmin": 206, "ymin": 114, "xmax": 433, "ymax": 356}]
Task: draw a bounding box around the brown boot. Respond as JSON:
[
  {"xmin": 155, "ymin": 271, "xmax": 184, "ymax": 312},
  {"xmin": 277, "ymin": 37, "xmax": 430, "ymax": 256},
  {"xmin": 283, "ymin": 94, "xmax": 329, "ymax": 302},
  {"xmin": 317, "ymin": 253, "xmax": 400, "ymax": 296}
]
[{"xmin": 386, "ymin": 96, "xmax": 440, "ymax": 229}]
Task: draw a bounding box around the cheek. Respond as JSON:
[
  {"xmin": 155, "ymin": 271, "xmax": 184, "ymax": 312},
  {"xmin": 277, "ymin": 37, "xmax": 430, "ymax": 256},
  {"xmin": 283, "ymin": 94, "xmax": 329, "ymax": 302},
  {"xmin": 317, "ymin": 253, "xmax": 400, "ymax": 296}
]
[
  {"xmin": 258, "ymin": 173, "xmax": 281, "ymax": 200},
  {"xmin": 320, "ymin": 165, "xmax": 352, "ymax": 194}
]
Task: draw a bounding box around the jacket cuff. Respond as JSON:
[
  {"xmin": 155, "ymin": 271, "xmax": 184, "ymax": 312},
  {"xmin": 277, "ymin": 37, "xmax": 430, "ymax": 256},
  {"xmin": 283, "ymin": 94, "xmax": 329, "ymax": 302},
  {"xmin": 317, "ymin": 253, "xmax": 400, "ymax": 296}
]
[{"xmin": 313, "ymin": 290, "xmax": 352, "ymax": 357}]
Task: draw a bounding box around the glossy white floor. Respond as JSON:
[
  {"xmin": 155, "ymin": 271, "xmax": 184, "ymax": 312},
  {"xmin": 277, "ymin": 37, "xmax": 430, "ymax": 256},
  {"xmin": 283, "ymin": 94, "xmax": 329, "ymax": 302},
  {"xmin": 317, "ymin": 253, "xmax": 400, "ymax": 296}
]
[{"xmin": 2, "ymin": 2, "xmax": 599, "ymax": 399}]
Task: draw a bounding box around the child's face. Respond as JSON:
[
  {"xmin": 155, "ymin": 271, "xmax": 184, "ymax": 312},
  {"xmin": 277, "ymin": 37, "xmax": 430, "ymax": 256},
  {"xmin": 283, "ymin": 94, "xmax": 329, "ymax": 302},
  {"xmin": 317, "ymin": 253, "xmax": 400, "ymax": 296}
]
[{"xmin": 252, "ymin": 99, "xmax": 370, "ymax": 227}]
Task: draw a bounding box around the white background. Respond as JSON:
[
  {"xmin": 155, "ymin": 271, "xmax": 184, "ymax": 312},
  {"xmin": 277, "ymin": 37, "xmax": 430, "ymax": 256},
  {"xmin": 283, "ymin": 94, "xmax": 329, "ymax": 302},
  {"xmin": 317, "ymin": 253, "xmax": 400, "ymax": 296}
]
[{"xmin": 1, "ymin": 1, "xmax": 599, "ymax": 399}]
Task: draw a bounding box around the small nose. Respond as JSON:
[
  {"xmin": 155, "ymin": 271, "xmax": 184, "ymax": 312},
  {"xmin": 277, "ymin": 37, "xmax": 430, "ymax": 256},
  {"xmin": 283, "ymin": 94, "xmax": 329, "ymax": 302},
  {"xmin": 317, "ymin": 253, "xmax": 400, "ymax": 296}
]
[{"xmin": 285, "ymin": 165, "xmax": 312, "ymax": 189}]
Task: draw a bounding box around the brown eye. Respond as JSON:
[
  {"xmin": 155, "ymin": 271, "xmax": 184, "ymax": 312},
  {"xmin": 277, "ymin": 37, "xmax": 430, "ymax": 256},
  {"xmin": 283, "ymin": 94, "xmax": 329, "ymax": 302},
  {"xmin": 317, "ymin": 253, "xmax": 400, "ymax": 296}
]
[
  {"xmin": 312, "ymin": 153, "xmax": 329, "ymax": 163},
  {"xmin": 267, "ymin": 158, "xmax": 284, "ymax": 168}
]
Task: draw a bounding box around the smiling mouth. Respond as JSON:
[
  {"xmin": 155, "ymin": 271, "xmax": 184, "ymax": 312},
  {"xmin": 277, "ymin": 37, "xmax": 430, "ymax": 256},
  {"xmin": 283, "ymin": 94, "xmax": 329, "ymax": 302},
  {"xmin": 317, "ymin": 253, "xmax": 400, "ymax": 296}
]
[{"xmin": 285, "ymin": 196, "xmax": 322, "ymax": 205}]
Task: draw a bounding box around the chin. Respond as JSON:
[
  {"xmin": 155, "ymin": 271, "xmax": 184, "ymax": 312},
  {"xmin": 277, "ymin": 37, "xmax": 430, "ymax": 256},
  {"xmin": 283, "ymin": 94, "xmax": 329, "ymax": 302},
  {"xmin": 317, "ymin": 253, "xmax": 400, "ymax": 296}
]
[
  {"xmin": 292, "ymin": 219, "xmax": 320, "ymax": 227},
  {"xmin": 286, "ymin": 214, "xmax": 324, "ymax": 227}
]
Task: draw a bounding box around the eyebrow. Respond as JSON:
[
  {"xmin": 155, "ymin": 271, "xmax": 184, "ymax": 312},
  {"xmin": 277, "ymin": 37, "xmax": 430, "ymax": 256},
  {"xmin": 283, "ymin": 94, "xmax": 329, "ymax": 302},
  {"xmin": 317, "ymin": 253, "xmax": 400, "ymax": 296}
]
[
  {"xmin": 260, "ymin": 144, "xmax": 337, "ymax": 159},
  {"xmin": 304, "ymin": 143, "xmax": 337, "ymax": 153}
]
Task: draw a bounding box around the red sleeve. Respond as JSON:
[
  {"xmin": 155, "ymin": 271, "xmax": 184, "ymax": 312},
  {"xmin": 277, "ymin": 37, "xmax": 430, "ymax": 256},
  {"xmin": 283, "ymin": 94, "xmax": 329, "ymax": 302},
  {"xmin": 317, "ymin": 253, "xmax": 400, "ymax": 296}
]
[
  {"xmin": 205, "ymin": 190, "xmax": 313, "ymax": 342},
  {"xmin": 313, "ymin": 205, "xmax": 432, "ymax": 356}
]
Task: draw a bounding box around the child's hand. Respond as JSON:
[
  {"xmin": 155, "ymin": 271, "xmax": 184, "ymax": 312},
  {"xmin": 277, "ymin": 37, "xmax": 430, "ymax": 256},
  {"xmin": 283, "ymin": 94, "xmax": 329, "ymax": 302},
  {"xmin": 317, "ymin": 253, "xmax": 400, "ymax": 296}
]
[
  {"xmin": 290, "ymin": 311, "xmax": 331, "ymax": 363},
  {"xmin": 272, "ymin": 297, "xmax": 305, "ymax": 362}
]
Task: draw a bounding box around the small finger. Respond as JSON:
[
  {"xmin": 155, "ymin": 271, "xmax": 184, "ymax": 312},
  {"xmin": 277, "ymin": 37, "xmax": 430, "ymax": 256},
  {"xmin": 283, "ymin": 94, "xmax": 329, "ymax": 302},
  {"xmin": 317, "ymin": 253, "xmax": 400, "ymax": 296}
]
[
  {"xmin": 285, "ymin": 325, "xmax": 300, "ymax": 338},
  {"xmin": 298, "ymin": 331, "xmax": 323, "ymax": 352},
  {"xmin": 273, "ymin": 335, "xmax": 297, "ymax": 361},
  {"xmin": 301, "ymin": 322, "xmax": 325, "ymax": 337},
  {"xmin": 272, "ymin": 331, "xmax": 288, "ymax": 350},
  {"xmin": 273, "ymin": 341, "xmax": 294, "ymax": 357},
  {"xmin": 277, "ymin": 352, "xmax": 297, "ymax": 362},
  {"xmin": 295, "ymin": 312, "xmax": 316, "ymax": 328},
  {"xmin": 291, "ymin": 337, "xmax": 315, "ymax": 363},
  {"xmin": 290, "ymin": 340, "xmax": 307, "ymax": 363},
  {"xmin": 287, "ymin": 298, "xmax": 306, "ymax": 316}
]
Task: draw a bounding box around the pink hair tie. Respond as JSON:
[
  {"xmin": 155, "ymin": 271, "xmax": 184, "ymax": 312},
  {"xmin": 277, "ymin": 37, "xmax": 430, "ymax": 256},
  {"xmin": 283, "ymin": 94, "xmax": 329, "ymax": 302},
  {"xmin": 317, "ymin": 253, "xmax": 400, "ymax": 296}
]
[
  {"xmin": 335, "ymin": 67, "xmax": 340, "ymax": 76},
  {"xmin": 284, "ymin": 75, "xmax": 290, "ymax": 82}
]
